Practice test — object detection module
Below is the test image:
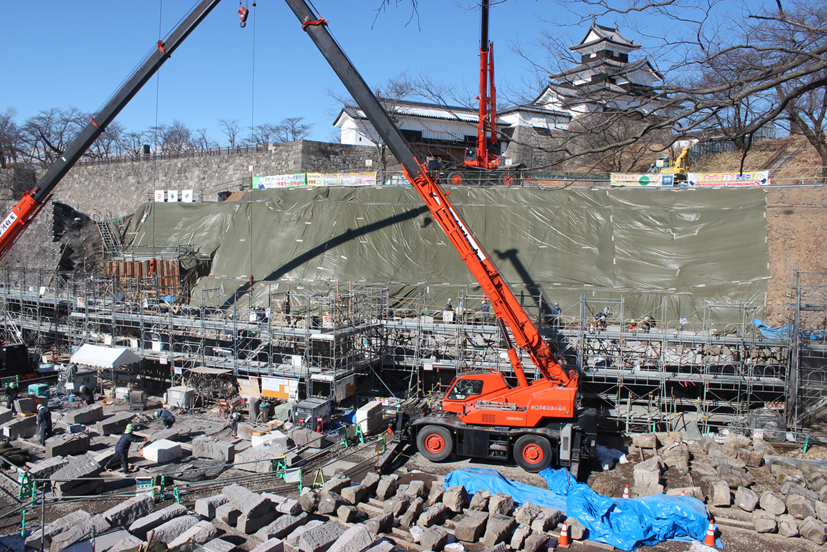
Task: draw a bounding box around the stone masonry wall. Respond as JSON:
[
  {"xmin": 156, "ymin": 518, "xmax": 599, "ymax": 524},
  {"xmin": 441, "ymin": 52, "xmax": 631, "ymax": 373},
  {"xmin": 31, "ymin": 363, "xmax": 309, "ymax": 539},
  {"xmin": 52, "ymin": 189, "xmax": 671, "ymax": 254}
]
[{"xmin": 21, "ymin": 140, "xmax": 379, "ymax": 218}]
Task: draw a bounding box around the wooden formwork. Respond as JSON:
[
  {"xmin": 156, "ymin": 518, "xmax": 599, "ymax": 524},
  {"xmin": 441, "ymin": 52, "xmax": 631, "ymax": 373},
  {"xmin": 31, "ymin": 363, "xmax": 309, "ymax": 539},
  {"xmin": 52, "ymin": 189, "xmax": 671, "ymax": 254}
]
[{"xmin": 103, "ymin": 259, "xmax": 181, "ymax": 298}]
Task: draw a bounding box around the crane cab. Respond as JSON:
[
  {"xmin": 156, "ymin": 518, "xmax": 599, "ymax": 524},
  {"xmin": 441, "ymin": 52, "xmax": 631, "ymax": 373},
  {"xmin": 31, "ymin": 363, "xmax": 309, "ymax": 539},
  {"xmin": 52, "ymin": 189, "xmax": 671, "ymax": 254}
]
[{"xmin": 441, "ymin": 370, "xmax": 509, "ymax": 414}]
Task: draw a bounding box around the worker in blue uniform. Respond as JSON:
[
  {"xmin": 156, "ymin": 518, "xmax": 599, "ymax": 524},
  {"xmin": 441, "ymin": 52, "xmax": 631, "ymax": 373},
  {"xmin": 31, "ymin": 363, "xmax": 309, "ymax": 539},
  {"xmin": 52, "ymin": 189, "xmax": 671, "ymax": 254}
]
[
  {"xmin": 37, "ymin": 404, "xmax": 52, "ymax": 445},
  {"xmin": 154, "ymin": 408, "xmax": 175, "ymax": 429},
  {"xmin": 105, "ymin": 424, "xmax": 145, "ymax": 474}
]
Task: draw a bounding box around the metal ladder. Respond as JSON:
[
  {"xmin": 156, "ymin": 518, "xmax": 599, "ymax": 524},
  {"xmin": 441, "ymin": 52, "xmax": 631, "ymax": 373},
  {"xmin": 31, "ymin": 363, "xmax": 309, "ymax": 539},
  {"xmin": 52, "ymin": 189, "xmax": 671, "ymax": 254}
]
[{"xmin": 94, "ymin": 213, "xmax": 123, "ymax": 257}]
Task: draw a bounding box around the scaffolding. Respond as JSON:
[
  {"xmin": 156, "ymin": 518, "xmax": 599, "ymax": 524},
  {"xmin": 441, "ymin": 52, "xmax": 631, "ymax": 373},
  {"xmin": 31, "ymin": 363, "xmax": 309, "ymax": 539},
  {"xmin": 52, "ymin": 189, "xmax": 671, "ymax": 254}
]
[{"xmin": 0, "ymin": 267, "xmax": 791, "ymax": 432}]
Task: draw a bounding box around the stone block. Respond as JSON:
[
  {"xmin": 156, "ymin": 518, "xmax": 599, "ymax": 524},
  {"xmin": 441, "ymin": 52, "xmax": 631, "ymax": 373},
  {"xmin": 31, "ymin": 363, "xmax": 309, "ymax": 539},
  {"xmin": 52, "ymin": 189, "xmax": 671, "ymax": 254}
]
[
  {"xmin": 106, "ymin": 534, "xmax": 144, "ymax": 552},
  {"xmin": 322, "ymin": 474, "xmax": 351, "ymax": 495},
  {"xmin": 420, "ymin": 527, "xmax": 449, "ymax": 552},
  {"xmin": 263, "ymin": 494, "xmax": 301, "ymax": 516},
  {"xmin": 443, "ymin": 485, "xmax": 467, "ymax": 513},
  {"xmin": 235, "ymin": 445, "xmax": 286, "ymax": 473},
  {"xmin": 254, "ymin": 513, "xmax": 309, "ymax": 541},
  {"xmin": 482, "ymin": 514, "xmax": 515, "ymax": 547},
  {"xmin": 250, "ymin": 538, "xmax": 284, "ymax": 552},
  {"xmin": 788, "ymin": 495, "xmax": 816, "ymax": 519},
  {"xmin": 15, "ymin": 398, "xmax": 35, "ymax": 414},
  {"xmin": 524, "ymin": 533, "xmax": 549, "ymax": 552},
  {"xmin": 567, "ymin": 517, "xmax": 586, "ymax": 540},
  {"xmin": 252, "ymin": 430, "xmax": 289, "ymax": 449},
  {"xmin": 238, "ymin": 510, "xmax": 278, "ymax": 534},
  {"xmin": 216, "ymin": 502, "xmax": 241, "ymax": 526},
  {"xmin": 355, "ymin": 401, "xmax": 384, "ymax": 423},
  {"xmin": 223, "ymin": 483, "xmax": 272, "ymax": 517},
  {"xmin": 760, "ymin": 491, "xmax": 786, "ymax": 515},
  {"xmin": 360, "ymin": 472, "xmax": 381, "ymax": 495},
  {"xmin": 666, "ymin": 487, "xmax": 704, "ymax": 501},
  {"xmin": 531, "ymin": 508, "xmax": 561, "ymax": 532},
  {"xmin": 406, "ymin": 480, "xmax": 427, "ymax": 499},
  {"xmin": 237, "ymin": 422, "xmax": 268, "ymax": 441},
  {"xmin": 364, "ymin": 512, "xmax": 393, "ymax": 535},
  {"xmin": 25, "ymin": 510, "xmax": 90, "ymax": 550},
  {"xmin": 193, "ymin": 436, "xmax": 235, "ymax": 463},
  {"xmin": 327, "ymin": 525, "xmax": 376, "ymax": 552},
  {"xmin": 96, "ymin": 412, "xmax": 135, "ymax": 436},
  {"xmin": 735, "ymin": 487, "xmax": 758, "ymax": 512},
  {"xmin": 103, "ymin": 494, "xmax": 155, "ymax": 528},
  {"xmin": 128, "ymin": 503, "xmax": 188, "ymax": 540},
  {"xmin": 195, "ymin": 494, "xmax": 229, "ymax": 518},
  {"xmin": 398, "ymin": 497, "xmax": 424, "ymax": 530},
  {"xmin": 142, "ymin": 439, "xmax": 182, "ymax": 463},
  {"xmin": 289, "ymin": 427, "xmax": 325, "ymax": 448},
  {"xmin": 488, "ymin": 493, "xmax": 513, "ymax": 516},
  {"xmin": 752, "ymin": 511, "xmax": 777, "ymax": 533},
  {"xmin": 781, "ymin": 479, "xmax": 819, "ymax": 502},
  {"xmin": 299, "ymin": 489, "xmax": 319, "ymax": 513},
  {"xmin": 64, "ymin": 404, "xmax": 104, "ymax": 425},
  {"xmin": 337, "ymin": 505, "xmax": 357, "ymax": 523},
  {"xmin": 514, "ymin": 503, "xmax": 540, "ymax": 525},
  {"xmin": 469, "ymin": 490, "xmax": 491, "ymax": 511},
  {"xmin": 203, "ymin": 539, "xmax": 236, "ymax": 552},
  {"xmin": 22, "ymin": 457, "xmax": 69, "ymax": 482},
  {"xmin": 510, "ymin": 524, "xmax": 531, "ymax": 550},
  {"xmin": 716, "ymin": 463, "xmax": 754, "ymax": 488},
  {"xmin": 417, "ymin": 503, "xmax": 448, "ymax": 528},
  {"xmin": 0, "ymin": 406, "xmax": 13, "ymax": 425},
  {"xmin": 151, "ymin": 515, "xmax": 200, "ymax": 545},
  {"xmin": 778, "ymin": 514, "xmax": 799, "ymax": 537},
  {"xmin": 363, "ymin": 541, "xmax": 394, "ymax": 552},
  {"xmin": 167, "ymin": 520, "xmax": 219, "ymax": 548},
  {"xmin": 817, "ymin": 501, "xmax": 827, "ymax": 523},
  {"xmin": 800, "ymin": 516, "xmax": 827, "ymax": 545},
  {"xmin": 632, "ymin": 433, "xmax": 657, "ymax": 449},
  {"xmin": 455, "ymin": 510, "xmax": 488, "ymax": 542},
  {"xmin": 297, "ymin": 520, "xmax": 347, "ymax": 552},
  {"xmin": 710, "ymin": 480, "xmax": 731, "ymax": 507},
  {"xmin": 46, "ymin": 434, "xmax": 90, "ymax": 458},
  {"xmin": 375, "ymin": 475, "xmax": 398, "ymax": 501},
  {"xmin": 341, "ymin": 485, "xmax": 367, "ymax": 505},
  {"xmin": 318, "ymin": 492, "xmax": 346, "ymax": 515},
  {"xmin": 2, "ymin": 415, "xmax": 37, "ymax": 439},
  {"xmin": 427, "ymin": 484, "xmax": 445, "ymax": 507},
  {"xmin": 283, "ymin": 521, "xmax": 325, "ymax": 552}
]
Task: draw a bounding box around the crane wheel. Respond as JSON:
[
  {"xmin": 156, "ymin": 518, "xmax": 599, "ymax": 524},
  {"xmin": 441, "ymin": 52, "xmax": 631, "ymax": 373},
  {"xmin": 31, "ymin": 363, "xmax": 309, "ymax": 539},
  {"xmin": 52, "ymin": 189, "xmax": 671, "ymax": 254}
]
[
  {"xmin": 417, "ymin": 425, "xmax": 453, "ymax": 462},
  {"xmin": 447, "ymin": 172, "xmax": 464, "ymax": 186},
  {"xmin": 514, "ymin": 434, "xmax": 552, "ymax": 472}
]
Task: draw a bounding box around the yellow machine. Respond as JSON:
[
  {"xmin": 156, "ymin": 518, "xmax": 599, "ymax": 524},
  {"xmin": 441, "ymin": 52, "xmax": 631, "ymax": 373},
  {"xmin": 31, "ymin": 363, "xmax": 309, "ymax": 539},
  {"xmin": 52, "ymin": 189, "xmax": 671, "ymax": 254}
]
[{"xmin": 657, "ymin": 147, "xmax": 690, "ymax": 183}]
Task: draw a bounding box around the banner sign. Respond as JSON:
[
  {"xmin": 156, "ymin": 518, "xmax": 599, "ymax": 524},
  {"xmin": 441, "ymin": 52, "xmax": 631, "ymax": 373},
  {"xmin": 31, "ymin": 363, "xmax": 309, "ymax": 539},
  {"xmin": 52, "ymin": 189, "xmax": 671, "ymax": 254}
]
[
  {"xmin": 154, "ymin": 190, "xmax": 166, "ymax": 202},
  {"xmin": 254, "ymin": 172, "xmax": 377, "ymax": 188},
  {"xmin": 357, "ymin": 173, "xmax": 377, "ymax": 186},
  {"xmin": 610, "ymin": 173, "xmax": 674, "ymax": 187},
  {"xmin": 687, "ymin": 171, "xmax": 770, "ymax": 187},
  {"xmin": 253, "ymin": 173, "xmax": 307, "ymax": 189},
  {"xmin": 339, "ymin": 173, "xmax": 358, "ymax": 186}
]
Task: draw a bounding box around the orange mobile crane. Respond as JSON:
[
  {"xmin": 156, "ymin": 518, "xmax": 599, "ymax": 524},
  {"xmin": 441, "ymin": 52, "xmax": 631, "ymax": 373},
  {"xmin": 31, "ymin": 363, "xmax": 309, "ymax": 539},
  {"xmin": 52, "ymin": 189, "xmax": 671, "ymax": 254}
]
[{"xmin": 3, "ymin": 0, "xmax": 594, "ymax": 476}]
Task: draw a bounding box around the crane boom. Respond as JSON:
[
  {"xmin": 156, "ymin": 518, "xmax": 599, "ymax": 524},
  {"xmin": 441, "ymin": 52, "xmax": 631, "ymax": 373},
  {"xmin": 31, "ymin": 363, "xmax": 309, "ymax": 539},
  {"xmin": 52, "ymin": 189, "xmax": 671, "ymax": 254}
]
[
  {"xmin": 284, "ymin": 0, "xmax": 573, "ymax": 388},
  {"xmin": 0, "ymin": 0, "xmax": 222, "ymax": 260}
]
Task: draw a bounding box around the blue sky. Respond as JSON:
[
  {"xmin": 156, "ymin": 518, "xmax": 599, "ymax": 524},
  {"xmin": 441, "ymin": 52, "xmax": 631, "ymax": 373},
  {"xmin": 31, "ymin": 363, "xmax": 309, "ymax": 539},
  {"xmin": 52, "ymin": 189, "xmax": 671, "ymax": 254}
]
[{"xmin": 2, "ymin": 1, "xmax": 766, "ymax": 145}]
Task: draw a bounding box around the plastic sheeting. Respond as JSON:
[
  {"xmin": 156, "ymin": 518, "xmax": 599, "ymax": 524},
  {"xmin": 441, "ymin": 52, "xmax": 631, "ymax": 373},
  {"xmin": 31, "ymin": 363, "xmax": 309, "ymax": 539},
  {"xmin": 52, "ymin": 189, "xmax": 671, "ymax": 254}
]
[
  {"xmin": 443, "ymin": 467, "xmax": 567, "ymax": 511},
  {"xmin": 123, "ymin": 186, "xmax": 769, "ymax": 313},
  {"xmin": 542, "ymin": 468, "xmax": 710, "ymax": 551},
  {"xmin": 753, "ymin": 318, "xmax": 826, "ymax": 340}
]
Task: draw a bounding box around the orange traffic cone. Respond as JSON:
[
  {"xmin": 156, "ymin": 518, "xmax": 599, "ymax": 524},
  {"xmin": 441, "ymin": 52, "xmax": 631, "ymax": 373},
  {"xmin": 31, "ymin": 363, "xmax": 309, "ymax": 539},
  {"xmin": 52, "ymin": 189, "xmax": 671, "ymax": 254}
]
[
  {"xmin": 681, "ymin": 489, "xmax": 687, "ymax": 497},
  {"xmin": 622, "ymin": 484, "xmax": 630, "ymax": 499},
  {"xmin": 704, "ymin": 519, "xmax": 717, "ymax": 547},
  {"xmin": 558, "ymin": 520, "xmax": 570, "ymax": 548}
]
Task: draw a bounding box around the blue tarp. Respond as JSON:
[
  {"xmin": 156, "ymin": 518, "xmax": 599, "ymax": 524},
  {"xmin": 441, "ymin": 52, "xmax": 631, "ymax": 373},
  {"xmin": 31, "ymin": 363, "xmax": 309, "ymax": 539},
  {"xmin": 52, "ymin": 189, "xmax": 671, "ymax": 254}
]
[
  {"xmin": 443, "ymin": 467, "xmax": 714, "ymax": 551},
  {"xmin": 542, "ymin": 468, "xmax": 710, "ymax": 551},
  {"xmin": 443, "ymin": 467, "xmax": 567, "ymax": 511},
  {"xmin": 753, "ymin": 318, "xmax": 825, "ymax": 340}
]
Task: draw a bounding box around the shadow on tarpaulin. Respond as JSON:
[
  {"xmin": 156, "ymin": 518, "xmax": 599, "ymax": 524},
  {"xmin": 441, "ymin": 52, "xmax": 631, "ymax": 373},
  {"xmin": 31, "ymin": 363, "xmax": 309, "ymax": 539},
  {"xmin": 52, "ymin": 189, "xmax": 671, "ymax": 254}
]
[{"xmin": 443, "ymin": 466, "xmax": 722, "ymax": 551}]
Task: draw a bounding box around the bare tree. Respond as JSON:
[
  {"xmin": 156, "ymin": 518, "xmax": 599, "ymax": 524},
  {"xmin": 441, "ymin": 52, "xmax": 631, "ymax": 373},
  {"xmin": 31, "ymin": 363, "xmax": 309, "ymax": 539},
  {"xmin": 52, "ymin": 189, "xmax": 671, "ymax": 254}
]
[
  {"xmin": 564, "ymin": 111, "xmax": 666, "ymax": 172},
  {"xmin": 150, "ymin": 120, "xmax": 193, "ymax": 154},
  {"xmin": 249, "ymin": 123, "xmax": 281, "ymax": 145},
  {"xmin": 20, "ymin": 107, "xmax": 85, "ymax": 165},
  {"xmin": 120, "ymin": 130, "xmax": 147, "ymax": 158},
  {"xmin": 0, "ymin": 108, "xmax": 22, "ymax": 168},
  {"xmin": 218, "ymin": 119, "xmax": 242, "ymax": 148},
  {"xmin": 278, "ymin": 117, "xmax": 313, "ymax": 142},
  {"xmin": 194, "ymin": 128, "xmax": 215, "ymax": 150},
  {"xmin": 86, "ymin": 120, "xmax": 126, "ymax": 159}
]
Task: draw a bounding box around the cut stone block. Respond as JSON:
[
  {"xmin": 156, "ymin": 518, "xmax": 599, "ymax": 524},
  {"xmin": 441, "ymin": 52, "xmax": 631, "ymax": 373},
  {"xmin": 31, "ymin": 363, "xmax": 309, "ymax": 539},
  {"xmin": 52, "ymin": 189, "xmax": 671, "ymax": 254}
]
[
  {"xmin": 297, "ymin": 521, "xmax": 346, "ymax": 552},
  {"xmin": 235, "ymin": 445, "xmax": 286, "ymax": 473},
  {"xmin": 788, "ymin": 495, "xmax": 816, "ymax": 520},
  {"xmin": 253, "ymin": 430, "xmax": 289, "ymax": 449},
  {"xmin": 778, "ymin": 514, "xmax": 799, "ymax": 537},
  {"xmin": 327, "ymin": 525, "xmax": 376, "ymax": 552},
  {"xmin": 262, "ymin": 493, "xmax": 301, "ymax": 515},
  {"xmin": 355, "ymin": 401, "xmax": 384, "ymax": 424},
  {"xmin": 482, "ymin": 514, "xmax": 515, "ymax": 547},
  {"xmin": 752, "ymin": 511, "xmax": 777, "ymax": 533},
  {"xmin": 283, "ymin": 521, "xmax": 325, "ymax": 552},
  {"xmin": 406, "ymin": 480, "xmax": 427, "ymax": 499},
  {"xmin": 360, "ymin": 472, "xmax": 381, "ymax": 495},
  {"xmin": 103, "ymin": 494, "xmax": 155, "ymax": 528},
  {"xmin": 96, "ymin": 412, "xmax": 135, "ymax": 436},
  {"xmin": 322, "ymin": 474, "xmax": 351, "ymax": 495},
  {"xmin": 128, "ymin": 503, "xmax": 187, "ymax": 540},
  {"xmin": 800, "ymin": 516, "xmax": 827, "ymax": 545},
  {"xmin": 15, "ymin": 398, "xmax": 36, "ymax": 414},
  {"xmin": 443, "ymin": 485, "xmax": 467, "ymax": 513},
  {"xmin": 531, "ymin": 509, "xmax": 561, "ymax": 533},
  {"xmin": 216, "ymin": 503, "xmax": 241, "ymax": 527},
  {"xmin": 488, "ymin": 493, "xmax": 513, "ymax": 516},
  {"xmin": 238, "ymin": 510, "xmax": 278, "ymax": 534},
  {"xmin": 375, "ymin": 475, "xmax": 398, "ymax": 501},
  {"xmin": 236, "ymin": 422, "xmax": 268, "ymax": 441},
  {"xmin": 363, "ymin": 541, "xmax": 394, "ymax": 552},
  {"xmin": 510, "ymin": 524, "xmax": 531, "ymax": 550},
  {"xmin": 420, "ymin": 526, "xmax": 449, "ymax": 552},
  {"xmin": 399, "ymin": 497, "xmax": 424, "ymax": 530},
  {"xmin": 195, "ymin": 494, "xmax": 229, "ymax": 518},
  {"xmin": 289, "ymin": 427, "xmax": 325, "ymax": 448},
  {"xmin": 299, "ymin": 489, "xmax": 319, "ymax": 513},
  {"xmin": 105, "ymin": 534, "xmax": 144, "ymax": 552},
  {"xmin": 25, "ymin": 510, "xmax": 90, "ymax": 550},
  {"xmin": 427, "ymin": 484, "xmax": 445, "ymax": 507},
  {"xmin": 21, "ymin": 457, "xmax": 69, "ymax": 482},
  {"xmin": 152, "ymin": 515, "xmax": 200, "ymax": 544},
  {"xmin": 167, "ymin": 520, "xmax": 218, "ymax": 548},
  {"xmin": 417, "ymin": 503, "xmax": 448, "ymax": 528},
  {"xmin": 2, "ymin": 415, "xmax": 37, "ymax": 439},
  {"xmin": 364, "ymin": 512, "xmax": 393, "ymax": 535},
  {"xmin": 338, "ymin": 505, "xmax": 357, "ymax": 523},
  {"xmin": 524, "ymin": 533, "xmax": 549, "ymax": 552},
  {"xmin": 710, "ymin": 480, "xmax": 731, "ymax": 507},
  {"xmin": 46, "ymin": 434, "xmax": 90, "ymax": 458},
  {"xmin": 142, "ymin": 439, "xmax": 182, "ymax": 463},
  {"xmin": 50, "ymin": 454, "xmax": 102, "ymax": 493},
  {"xmin": 383, "ymin": 496, "xmax": 409, "ymax": 518},
  {"xmin": 341, "ymin": 485, "xmax": 367, "ymax": 505},
  {"xmin": 0, "ymin": 406, "xmax": 14, "ymax": 425},
  {"xmin": 222, "ymin": 483, "xmax": 272, "ymax": 517},
  {"xmin": 455, "ymin": 511, "xmax": 488, "ymax": 543},
  {"xmin": 735, "ymin": 487, "xmax": 759, "ymax": 512},
  {"xmin": 567, "ymin": 517, "xmax": 586, "ymax": 540},
  {"xmin": 760, "ymin": 491, "xmax": 786, "ymax": 515},
  {"xmin": 64, "ymin": 404, "xmax": 104, "ymax": 425},
  {"xmin": 254, "ymin": 513, "xmax": 309, "ymax": 541},
  {"xmin": 203, "ymin": 539, "xmax": 236, "ymax": 552},
  {"xmin": 193, "ymin": 436, "xmax": 235, "ymax": 463},
  {"xmin": 250, "ymin": 538, "xmax": 284, "ymax": 552},
  {"xmin": 318, "ymin": 493, "xmax": 347, "ymax": 515},
  {"xmin": 514, "ymin": 503, "xmax": 540, "ymax": 524}
]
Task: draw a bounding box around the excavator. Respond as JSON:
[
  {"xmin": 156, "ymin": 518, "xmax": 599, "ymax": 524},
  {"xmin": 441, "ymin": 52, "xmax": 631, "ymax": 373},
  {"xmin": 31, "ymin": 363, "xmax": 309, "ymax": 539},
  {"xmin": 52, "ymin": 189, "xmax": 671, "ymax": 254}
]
[
  {"xmin": 658, "ymin": 146, "xmax": 690, "ymax": 185},
  {"xmin": 2, "ymin": 0, "xmax": 595, "ymax": 476}
]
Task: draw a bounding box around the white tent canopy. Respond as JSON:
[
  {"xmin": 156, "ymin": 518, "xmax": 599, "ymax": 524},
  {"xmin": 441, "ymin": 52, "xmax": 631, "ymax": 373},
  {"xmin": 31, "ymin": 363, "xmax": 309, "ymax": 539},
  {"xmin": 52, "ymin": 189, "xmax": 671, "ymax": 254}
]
[{"xmin": 70, "ymin": 344, "xmax": 142, "ymax": 369}]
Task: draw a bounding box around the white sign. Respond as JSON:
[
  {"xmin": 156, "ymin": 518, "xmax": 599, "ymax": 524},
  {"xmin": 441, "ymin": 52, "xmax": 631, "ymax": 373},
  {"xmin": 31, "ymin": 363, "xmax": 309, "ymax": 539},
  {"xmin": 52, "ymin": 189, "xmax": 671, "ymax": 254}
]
[
  {"xmin": 154, "ymin": 190, "xmax": 166, "ymax": 202},
  {"xmin": 168, "ymin": 190, "xmax": 179, "ymax": 202},
  {"xmin": 182, "ymin": 190, "xmax": 193, "ymax": 203},
  {"xmin": 687, "ymin": 171, "xmax": 770, "ymax": 187},
  {"xmin": 0, "ymin": 212, "xmax": 18, "ymax": 237}
]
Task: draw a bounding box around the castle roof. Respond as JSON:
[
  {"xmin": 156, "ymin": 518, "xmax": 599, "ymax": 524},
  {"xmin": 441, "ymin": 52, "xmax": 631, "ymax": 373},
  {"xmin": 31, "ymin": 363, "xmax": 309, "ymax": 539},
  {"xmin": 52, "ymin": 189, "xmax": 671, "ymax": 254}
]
[{"xmin": 571, "ymin": 22, "xmax": 640, "ymax": 51}]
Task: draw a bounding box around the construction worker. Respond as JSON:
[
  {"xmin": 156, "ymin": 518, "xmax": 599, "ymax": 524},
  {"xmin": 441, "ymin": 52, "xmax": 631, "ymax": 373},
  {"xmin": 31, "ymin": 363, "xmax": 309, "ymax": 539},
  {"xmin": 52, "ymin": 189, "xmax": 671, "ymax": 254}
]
[
  {"xmin": 37, "ymin": 404, "xmax": 52, "ymax": 445},
  {"xmin": 480, "ymin": 299, "xmax": 490, "ymax": 324},
  {"xmin": 105, "ymin": 424, "xmax": 145, "ymax": 474},
  {"xmin": 550, "ymin": 302, "xmax": 562, "ymax": 329},
  {"xmin": 154, "ymin": 408, "xmax": 175, "ymax": 429},
  {"xmin": 647, "ymin": 163, "xmax": 658, "ymax": 174},
  {"xmin": 445, "ymin": 298, "xmax": 453, "ymax": 311},
  {"xmin": 5, "ymin": 382, "xmax": 18, "ymax": 414},
  {"xmin": 231, "ymin": 411, "xmax": 242, "ymax": 434},
  {"xmin": 79, "ymin": 385, "xmax": 95, "ymax": 405}
]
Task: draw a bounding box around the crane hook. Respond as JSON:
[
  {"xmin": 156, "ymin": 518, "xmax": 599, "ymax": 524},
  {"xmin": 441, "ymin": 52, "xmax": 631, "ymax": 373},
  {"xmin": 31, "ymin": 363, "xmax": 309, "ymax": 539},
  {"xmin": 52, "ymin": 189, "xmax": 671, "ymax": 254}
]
[{"xmin": 238, "ymin": 4, "xmax": 249, "ymax": 28}]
